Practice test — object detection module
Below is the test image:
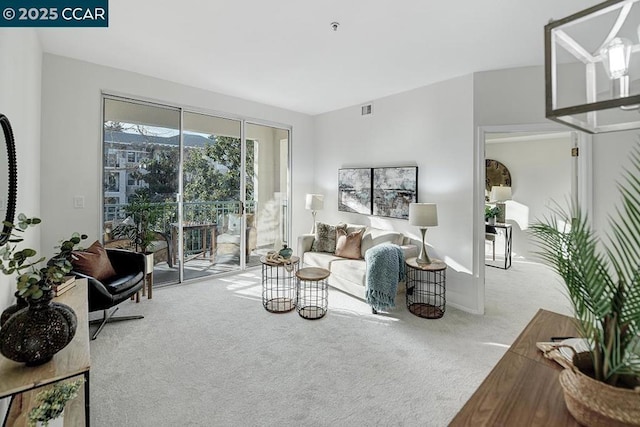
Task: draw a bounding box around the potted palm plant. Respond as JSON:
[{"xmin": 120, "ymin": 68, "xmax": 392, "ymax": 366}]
[
  {"xmin": 111, "ymin": 192, "xmax": 161, "ymax": 273},
  {"xmin": 530, "ymin": 147, "xmax": 640, "ymax": 426},
  {"xmin": 112, "ymin": 192, "xmax": 159, "ymax": 253}
]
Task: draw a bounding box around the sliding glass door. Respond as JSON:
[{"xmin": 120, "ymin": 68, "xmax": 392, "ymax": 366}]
[
  {"xmin": 246, "ymin": 123, "xmax": 290, "ymax": 259},
  {"xmin": 182, "ymin": 112, "xmax": 242, "ymax": 275},
  {"xmin": 103, "ymin": 97, "xmax": 181, "ymax": 285},
  {"xmin": 102, "ymin": 95, "xmax": 291, "ymax": 286}
]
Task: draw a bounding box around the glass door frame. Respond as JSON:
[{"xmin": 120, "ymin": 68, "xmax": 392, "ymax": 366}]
[
  {"xmin": 245, "ymin": 120, "xmax": 292, "ymax": 252},
  {"xmin": 101, "ymin": 92, "xmax": 293, "ymax": 285}
]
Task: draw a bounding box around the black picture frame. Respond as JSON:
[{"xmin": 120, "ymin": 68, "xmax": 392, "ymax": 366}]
[
  {"xmin": 372, "ymin": 166, "xmax": 418, "ymax": 219},
  {"xmin": 338, "ymin": 168, "xmax": 372, "ymax": 215}
]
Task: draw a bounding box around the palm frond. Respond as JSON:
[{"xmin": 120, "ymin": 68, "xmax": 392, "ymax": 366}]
[{"xmin": 530, "ymin": 144, "xmax": 640, "ymax": 387}]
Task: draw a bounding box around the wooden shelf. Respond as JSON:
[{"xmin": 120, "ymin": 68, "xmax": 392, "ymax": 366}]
[{"xmin": 1, "ymin": 279, "xmax": 90, "ymax": 427}]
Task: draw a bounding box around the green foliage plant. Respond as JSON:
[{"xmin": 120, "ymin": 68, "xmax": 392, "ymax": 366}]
[
  {"xmin": 484, "ymin": 205, "xmax": 499, "ymax": 220},
  {"xmin": 530, "ymin": 148, "xmax": 640, "ymax": 389},
  {"xmin": 0, "ymin": 214, "xmax": 87, "ymax": 301},
  {"xmin": 27, "ymin": 378, "xmax": 84, "ymax": 426},
  {"xmin": 183, "ymin": 136, "xmax": 255, "ymax": 202},
  {"xmin": 112, "ymin": 191, "xmax": 161, "ymax": 253}
]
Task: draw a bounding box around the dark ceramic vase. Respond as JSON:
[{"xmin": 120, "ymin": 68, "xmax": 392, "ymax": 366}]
[
  {"xmin": 0, "ymin": 292, "xmax": 28, "ymax": 327},
  {"xmin": 279, "ymin": 244, "xmax": 293, "ymax": 260},
  {"xmin": 0, "ymin": 290, "xmax": 77, "ymax": 366}
]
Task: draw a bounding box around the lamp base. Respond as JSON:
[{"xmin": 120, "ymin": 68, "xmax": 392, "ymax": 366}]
[
  {"xmin": 416, "ymin": 228, "xmax": 432, "ymax": 265},
  {"xmin": 310, "ymin": 211, "xmax": 317, "ymax": 234},
  {"xmin": 496, "ymin": 202, "xmax": 506, "ymax": 224}
]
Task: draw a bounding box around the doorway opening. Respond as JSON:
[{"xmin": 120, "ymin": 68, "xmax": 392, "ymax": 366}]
[{"xmin": 476, "ymin": 124, "xmax": 592, "ymax": 314}]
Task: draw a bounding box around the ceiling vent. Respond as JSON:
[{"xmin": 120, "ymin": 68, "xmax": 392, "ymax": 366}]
[{"xmin": 361, "ymin": 104, "xmax": 373, "ymax": 116}]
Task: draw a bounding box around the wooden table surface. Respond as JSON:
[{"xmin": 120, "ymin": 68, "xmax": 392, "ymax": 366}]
[
  {"xmin": 449, "ymin": 309, "xmax": 580, "ymax": 426},
  {"xmin": 1, "ymin": 279, "xmax": 90, "ymax": 427}
]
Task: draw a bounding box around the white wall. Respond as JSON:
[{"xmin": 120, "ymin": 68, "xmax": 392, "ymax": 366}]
[
  {"xmin": 0, "ymin": 27, "xmax": 42, "ymax": 420},
  {"xmin": 314, "ymin": 75, "xmax": 479, "ymax": 313},
  {"xmin": 486, "ymin": 136, "xmax": 572, "ymax": 259},
  {"xmin": 40, "ymin": 54, "xmax": 314, "ymax": 257},
  {"xmin": 592, "ymin": 130, "xmax": 639, "ymax": 237},
  {"xmin": 0, "ymin": 30, "xmax": 42, "ymax": 313}
]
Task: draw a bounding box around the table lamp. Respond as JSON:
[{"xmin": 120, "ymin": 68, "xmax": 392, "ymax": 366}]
[
  {"xmin": 305, "ymin": 194, "xmax": 324, "ymax": 233},
  {"xmin": 490, "ymin": 186, "xmax": 512, "ymax": 223},
  {"xmin": 409, "ymin": 203, "xmax": 438, "ymax": 265}
]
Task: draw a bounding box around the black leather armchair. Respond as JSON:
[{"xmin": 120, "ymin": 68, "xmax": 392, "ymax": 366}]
[{"xmin": 72, "ymin": 249, "xmax": 145, "ymax": 340}]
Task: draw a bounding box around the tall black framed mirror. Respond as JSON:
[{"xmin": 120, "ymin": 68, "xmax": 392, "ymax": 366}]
[{"xmin": 0, "ymin": 114, "xmax": 17, "ymax": 246}]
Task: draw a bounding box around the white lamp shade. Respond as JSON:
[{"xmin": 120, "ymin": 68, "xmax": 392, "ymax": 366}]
[
  {"xmin": 305, "ymin": 194, "xmax": 324, "ymax": 211},
  {"xmin": 409, "ymin": 203, "xmax": 438, "ymax": 227},
  {"xmin": 490, "ymin": 186, "xmax": 512, "ymax": 202}
]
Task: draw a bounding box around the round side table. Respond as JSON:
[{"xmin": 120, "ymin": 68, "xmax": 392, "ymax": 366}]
[
  {"xmin": 405, "ymin": 257, "xmax": 447, "ymax": 319},
  {"xmin": 295, "ymin": 267, "xmax": 330, "ymax": 320},
  {"xmin": 261, "ymin": 256, "xmax": 300, "ymax": 313}
]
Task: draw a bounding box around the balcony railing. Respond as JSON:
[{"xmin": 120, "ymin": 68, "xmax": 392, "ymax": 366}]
[{"xmin": 104, "ymin": 200, "xmax": 257, "ymax": 259}]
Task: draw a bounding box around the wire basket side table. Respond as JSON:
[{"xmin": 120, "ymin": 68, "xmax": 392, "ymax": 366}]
[
  {"xmin": 261, "ymin": 256, "xmax": 300, "ymax": 313},
  {"xmin": 406, "ymin": 257, "xmax": 447, "ymax": 319},
  {"xmin": 295, "ymin": 267, "xmax": 330, "ymax": 320}
]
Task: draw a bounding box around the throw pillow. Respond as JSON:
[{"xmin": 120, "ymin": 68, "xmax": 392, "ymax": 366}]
[
  {"xmin": 311, "ymin": 222, "xmax": 347, "ymax": 253},
  {"xmin": 335, "ymin": 228, "xmax": 364, "ymax": 259},
  {"xmin": 71, "ymin": 240, "xmax": 117, "ymax": 282}
]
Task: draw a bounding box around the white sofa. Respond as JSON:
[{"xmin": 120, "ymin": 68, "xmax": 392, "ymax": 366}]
[{"xmin": 297, "ymin": 223, "xmax": 417, "ymax": 300}]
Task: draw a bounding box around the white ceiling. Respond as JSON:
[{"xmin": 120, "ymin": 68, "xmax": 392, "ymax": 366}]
[{"xmin": 36, "ymin": 0, "xmax": 601, "ymax": 115}]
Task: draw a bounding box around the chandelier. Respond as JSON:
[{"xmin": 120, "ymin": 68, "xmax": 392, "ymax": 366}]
[{"xmin": 545, "ymin": 0, "xmax": 640, "ymax": 133}]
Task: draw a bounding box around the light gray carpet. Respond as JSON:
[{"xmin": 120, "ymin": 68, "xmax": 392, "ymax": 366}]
[{"xmin": 89, "ymin": 260, "xmax": 571, "ymax": 426}]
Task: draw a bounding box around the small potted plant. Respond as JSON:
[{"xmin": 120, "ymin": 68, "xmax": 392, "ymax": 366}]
[
  {"xmin": 28, "ymin": 378, "xmax": 84, "ymax": 427},
  {"xmin": 484, "ymin": 205, "xmax": 499, "ymax": 224},
  {"xmin": 530, "ymin": 147, "xmax": 640, "ymax": 425},
  {"xmin": 0, "ymin": 214, "xmax": 88, "ymax": 365},
  {"xmin": 0, "ymin": 214, "xmax": 87, "ymax": 301}
]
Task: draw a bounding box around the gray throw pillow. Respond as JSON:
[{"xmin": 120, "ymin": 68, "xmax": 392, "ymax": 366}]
[{"xmin": 312, "ymin": 222, "xmax": 346, "ymax": 253}]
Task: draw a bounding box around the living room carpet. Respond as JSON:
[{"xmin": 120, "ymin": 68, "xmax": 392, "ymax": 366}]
[{"xmin": 89, "ymin": 260, "xmax": 571, "ymax": 426}]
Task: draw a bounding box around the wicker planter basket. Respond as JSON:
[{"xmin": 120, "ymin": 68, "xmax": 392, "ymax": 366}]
[{"xmin": 559, "ymin": 368, "xmax": 640, "ymax": 427}]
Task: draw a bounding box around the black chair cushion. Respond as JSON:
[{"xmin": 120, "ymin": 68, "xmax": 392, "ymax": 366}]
[{"xmin": 102, "ymin": 271, "xmax": 144, "ymax": 295}]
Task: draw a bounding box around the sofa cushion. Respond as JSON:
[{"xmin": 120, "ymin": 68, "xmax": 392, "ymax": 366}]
[
  {"xmin": 360, "ymin": 228, "xmax": 404, "ymax": 258},
  {"xmin": 303, "ymin": 251, "xmax": 344, "ymax": 270},
  {"xmin": 345, "ymin": 224, "xmax": 367, "ymax": 234},
  {"xmin": 311, "ymin": 222, "xmax": 347, "ymax": 253},
  {"xmin": 331, "ymin": 258, "xmax": 366, "ymax": 287},
  {"xmin": 335, "ymin": 228, "xmax": 364, "ymax": 259},
  {"xmin": 71, "ymin": 240, "xmax": 118, "ymax": 282}
]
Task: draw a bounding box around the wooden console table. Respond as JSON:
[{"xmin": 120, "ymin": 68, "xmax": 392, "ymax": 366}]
[
  {"xmin": 450, "ymin": 309, "xmax": 579, "ymax": 426},
  {"xmin": 1, "ymin": 279, "xmax": 90, "ymax": 427}
]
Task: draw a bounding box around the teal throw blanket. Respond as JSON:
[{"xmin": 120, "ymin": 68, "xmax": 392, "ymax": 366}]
[{"xmin": 365, "ymin": 243, "xmax": 406, "ymax": 312}]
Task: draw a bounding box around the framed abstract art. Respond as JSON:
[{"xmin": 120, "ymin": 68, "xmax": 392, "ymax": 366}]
[
  {"xmin": 338, "ymin": 168, "xmax": 372, "ymax": 214},
  {"xmin": 372, "ymin": 166, "xmax": 418, "ymax": 219}
]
